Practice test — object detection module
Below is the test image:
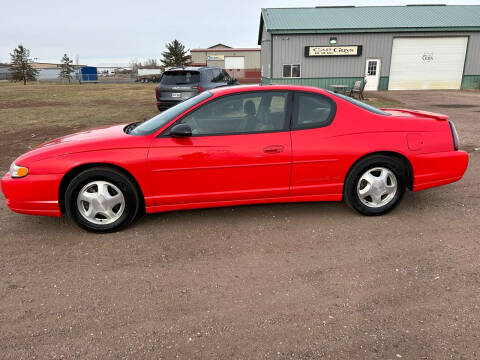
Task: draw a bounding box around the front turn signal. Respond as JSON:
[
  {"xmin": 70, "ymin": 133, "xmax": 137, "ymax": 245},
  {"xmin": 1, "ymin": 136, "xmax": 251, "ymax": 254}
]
[{"xmin": 9, "ymin": 163, "xmax": 29, "ymax": 178}]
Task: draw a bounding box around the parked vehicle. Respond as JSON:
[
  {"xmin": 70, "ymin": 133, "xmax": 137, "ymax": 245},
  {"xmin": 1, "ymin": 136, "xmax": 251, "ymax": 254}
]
[
  {"xmin": 2, "ymin": 85, "xmax": 468, "ymax": 232},
  {"xmin": 136, "ymin": 68, "xmax": 162, "ymax": 83},
  {"xmin": 155, "ymin": 66, "xmax": 238, "ymax": 111}
]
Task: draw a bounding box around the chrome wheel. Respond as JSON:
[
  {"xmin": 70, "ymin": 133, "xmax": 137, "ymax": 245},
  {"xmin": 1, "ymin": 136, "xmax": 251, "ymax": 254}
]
[
  {"xmin": 356, "ymin": 167, "xmax": 397, "ymax": 208},
  {"xmin": 76, "ymin": 181, "xmax": 125, "ymax": 225}
]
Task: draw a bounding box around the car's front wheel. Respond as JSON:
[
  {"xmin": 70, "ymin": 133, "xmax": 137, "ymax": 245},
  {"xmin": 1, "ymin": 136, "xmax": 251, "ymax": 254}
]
[
  {"xmin": 344, "ymin": 155, "xmax": 406, "ymax": 216},
  {"xmin": 65, "ymin": 167, "xmax": 141, "ymax": 232}
]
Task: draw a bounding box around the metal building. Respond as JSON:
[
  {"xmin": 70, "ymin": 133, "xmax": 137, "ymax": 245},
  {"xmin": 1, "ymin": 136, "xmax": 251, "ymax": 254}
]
[
  {"xmin": 76, "ymin": 66, "xmax": 98, "ymax": 83},
  {"xmin": 190, "ymin": 44, "xmax": 261, "ymax": 83},
  {"xmin": 0, "ymin": 64, "xmax": 11, "ymax": 80},
  {"xmin": 259, "ymin": 5, "xmax": 480, "ymax": 90}
]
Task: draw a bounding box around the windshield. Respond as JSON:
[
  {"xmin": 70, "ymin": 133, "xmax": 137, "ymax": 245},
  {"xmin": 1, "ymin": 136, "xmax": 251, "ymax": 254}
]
[
  {"xmin": 327, "ymin": 90, "xmax": 391, "ymax": 116},
  {"xmin": 130, "ymin": 92, "xmax": 213, "ymax": 135},
  {"xmin": 160, "ymin": 70, "xmax": 200, "ymax": 85}
]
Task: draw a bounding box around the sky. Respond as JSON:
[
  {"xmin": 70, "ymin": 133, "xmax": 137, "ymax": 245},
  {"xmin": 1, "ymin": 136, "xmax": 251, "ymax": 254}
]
[{"xmin": 1, "ymin": 0, "xmax": 480, "ymax": 66}]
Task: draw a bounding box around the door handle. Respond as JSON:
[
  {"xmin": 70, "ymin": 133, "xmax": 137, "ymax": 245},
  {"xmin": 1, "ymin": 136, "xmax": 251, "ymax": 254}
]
[{"xmin": 263, "ymin": 145, "xmax": 284, "ymax": 154}]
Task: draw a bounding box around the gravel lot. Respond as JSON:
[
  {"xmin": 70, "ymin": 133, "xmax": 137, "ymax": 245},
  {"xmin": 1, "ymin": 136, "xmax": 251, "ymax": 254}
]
[{"xmin": 1, "ymin": 90, "xmax": 479, "ymax": 359}]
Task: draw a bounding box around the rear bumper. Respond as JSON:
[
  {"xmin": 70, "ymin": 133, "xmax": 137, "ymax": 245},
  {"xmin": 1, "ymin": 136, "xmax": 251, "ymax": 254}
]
[
  {"xmin": 156, "ymin": 99, "xmax": 182, "ymax": 111},
  {"xmin": 411, "ymin": 150, "xmax": 469, "ymax": 192},
  {"xmin": 1, "ymin": 172, "xmax": 63, "ymax": 217}
]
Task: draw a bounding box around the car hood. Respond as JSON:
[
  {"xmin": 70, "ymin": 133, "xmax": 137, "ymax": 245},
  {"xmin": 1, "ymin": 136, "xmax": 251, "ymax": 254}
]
[
  {"xmin": 15, "ymin": 123, "xmax": 145, "ymax": 165},
  {"xmin": 34, "ymin": 124, "xmax": 127, "ymax": 148}
]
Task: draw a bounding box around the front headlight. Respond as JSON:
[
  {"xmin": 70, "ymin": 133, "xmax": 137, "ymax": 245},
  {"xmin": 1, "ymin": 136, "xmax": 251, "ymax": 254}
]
[{"xmin": 9, "ymin": 163, "xmax": 29, "ymax": 178}]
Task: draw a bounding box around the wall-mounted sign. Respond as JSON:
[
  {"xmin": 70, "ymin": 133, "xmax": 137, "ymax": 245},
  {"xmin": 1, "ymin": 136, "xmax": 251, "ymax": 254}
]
[
  {"xmin": 207, "ymin": 54, "xmax": 225, "ymax": 61},
  {"xmin": 305, "ymin": 45, "xmax": 362, "ymax": 57}
]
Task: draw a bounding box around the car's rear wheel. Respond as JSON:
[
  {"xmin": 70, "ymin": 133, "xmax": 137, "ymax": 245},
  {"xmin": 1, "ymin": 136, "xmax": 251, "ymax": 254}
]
[
  {"xmin": 344, "ymin": 155, "xmax": 405, "ymax": 216},
  {"xmin": 65, "ymin": 167, "xmax": 140, "ymax": 232}
]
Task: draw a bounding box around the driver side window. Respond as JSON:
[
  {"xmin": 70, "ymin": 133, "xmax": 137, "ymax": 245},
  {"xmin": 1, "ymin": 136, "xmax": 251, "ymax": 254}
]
[{"xmin": 177, "ymin": 91, "xmax": 289, "ymax": 136}]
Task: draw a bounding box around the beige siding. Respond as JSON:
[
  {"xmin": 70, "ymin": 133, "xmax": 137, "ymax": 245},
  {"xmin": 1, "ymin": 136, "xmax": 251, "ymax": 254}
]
[
  {"xmin": 190, "ymin": 51, "xmax": 207, "ymax": 64},
  {"xmin": 190, "ymin": 50, "xmax": 260, "ymax": 69}
]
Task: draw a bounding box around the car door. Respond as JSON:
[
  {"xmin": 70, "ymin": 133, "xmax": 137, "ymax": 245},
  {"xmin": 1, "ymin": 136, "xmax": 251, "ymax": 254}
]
[
  {"xmin": 147, "ymin": 91, "xmax": 292, "ymax": 205},
  {"xmin": 290, "ymin": 91, "xmax": 343, "ymax": 197}
]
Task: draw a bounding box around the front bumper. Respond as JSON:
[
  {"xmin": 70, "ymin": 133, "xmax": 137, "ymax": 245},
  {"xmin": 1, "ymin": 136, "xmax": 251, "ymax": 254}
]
[
  {"xmin": 1, "ymin": 172, "xmax": 63, "ymax": 217},
  {"xmin": 411, "ymin": 150, "xmax": 469, "ymax": 192}
]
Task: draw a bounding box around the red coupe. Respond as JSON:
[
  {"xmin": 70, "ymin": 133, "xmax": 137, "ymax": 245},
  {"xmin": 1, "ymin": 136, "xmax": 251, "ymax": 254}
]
[{"xmin": 2, "ymin": 85, "xmax": 468, "ymax": 232}]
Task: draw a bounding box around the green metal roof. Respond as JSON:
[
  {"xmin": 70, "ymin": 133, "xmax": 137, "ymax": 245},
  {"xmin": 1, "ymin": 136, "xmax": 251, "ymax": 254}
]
[{"xmin": 259, "ymin": 5, "xmax": 480, "ymax": 43}]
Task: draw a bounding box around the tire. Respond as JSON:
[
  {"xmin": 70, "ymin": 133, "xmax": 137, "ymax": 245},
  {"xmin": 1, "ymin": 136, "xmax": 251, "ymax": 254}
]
[
  {"xmin": 344, "ymin": 155, "xmax": 406, "ymax": 216},
  {"xmin": 65, "ymin": 167, "xmax": 141, "ymax": 232}
]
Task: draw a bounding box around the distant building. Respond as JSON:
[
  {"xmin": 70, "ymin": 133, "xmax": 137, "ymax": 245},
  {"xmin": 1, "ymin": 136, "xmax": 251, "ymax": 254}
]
[
  {"xmin": 76, "ymin": 66, "xmax": 98, "ymax": 83},
  {"xmin": 30, "ymin": 62, "xmax": 85, "ymax": 81},
  {"xmin": 0, "ymin": 63, "xmax": 11, "ymax": 80},
  {"xmin": 190, "ymin": 44, "xmax": 261, "ymax": 83}
]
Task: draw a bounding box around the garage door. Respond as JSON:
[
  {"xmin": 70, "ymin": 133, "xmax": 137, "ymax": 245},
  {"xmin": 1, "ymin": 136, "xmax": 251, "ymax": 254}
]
[
  {"xmin": 389, "ymin": 37, "xmax": 468, "ymax": 90},
  {"xmin": 225, "ymin": 56, "xmax": 245, "ymax": 70}
]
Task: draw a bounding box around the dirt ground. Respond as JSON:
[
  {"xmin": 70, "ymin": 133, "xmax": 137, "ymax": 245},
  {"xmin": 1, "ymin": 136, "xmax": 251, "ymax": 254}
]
[{"xmin": 1, "ymin": 85, "xmax": 479, "ymax": 359}]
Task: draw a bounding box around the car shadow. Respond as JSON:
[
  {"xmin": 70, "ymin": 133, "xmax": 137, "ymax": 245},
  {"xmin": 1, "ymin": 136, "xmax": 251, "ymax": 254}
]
[{"xmin": 1, "ymin": 189, "xmax": 428, "ymax": 238}]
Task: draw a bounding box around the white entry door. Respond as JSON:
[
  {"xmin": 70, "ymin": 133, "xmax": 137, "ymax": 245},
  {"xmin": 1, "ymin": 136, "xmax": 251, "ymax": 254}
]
[{"xmin": 364, "ymin": 59, "xmax": 381, "ymax": 91}]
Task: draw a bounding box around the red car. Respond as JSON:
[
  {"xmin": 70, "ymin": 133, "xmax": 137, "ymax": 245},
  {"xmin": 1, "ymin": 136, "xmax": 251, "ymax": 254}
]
[{"xmin": 2, "ymin": 85, "xmax": 468, "ymax": 232}]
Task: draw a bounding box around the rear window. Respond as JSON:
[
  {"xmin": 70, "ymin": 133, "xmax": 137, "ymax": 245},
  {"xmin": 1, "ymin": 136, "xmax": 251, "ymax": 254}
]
[
  {"xmin": 327, "ymin": 90, "xmax": 391, "ymax": 116},
  {"xmin": 160, "ymin": 71, "xmax": 200, "ymax": 85}
]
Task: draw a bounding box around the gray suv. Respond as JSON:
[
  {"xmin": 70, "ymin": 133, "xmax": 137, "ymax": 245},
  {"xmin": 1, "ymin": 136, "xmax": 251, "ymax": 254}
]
[{"xmin": 155, "ymin": 66, "xmax": 238, "ymax": 111}]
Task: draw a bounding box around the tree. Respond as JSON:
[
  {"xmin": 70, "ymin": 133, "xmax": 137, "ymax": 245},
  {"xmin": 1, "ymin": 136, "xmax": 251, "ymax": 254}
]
[
  {"xmin": 9, "ymin": 44, "xmax": 39, "ymax": 85},
  {"xmin": 59, "ymin": 54, "xmax": 75, "ymax": 83},
  {"xmin": 160, "ymin": 39, "xmax": 190, "ymax": 68},
  {"xmin": 143, "ymin": 58, "xmax": 159, "ymax": 68},
  {"xmin": 130, "ymin": 59, "xmax": 141, "ymax": 72}
]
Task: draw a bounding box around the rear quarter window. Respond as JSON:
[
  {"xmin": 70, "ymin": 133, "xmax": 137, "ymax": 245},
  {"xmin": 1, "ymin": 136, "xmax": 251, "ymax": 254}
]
[{"xmin": 293, "ymin": 92, "xmax": 336, "ymax": 130}]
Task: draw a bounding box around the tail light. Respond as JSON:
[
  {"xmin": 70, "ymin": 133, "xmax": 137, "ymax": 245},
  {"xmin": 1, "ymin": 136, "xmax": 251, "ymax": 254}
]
[
  {"xmin": 155, "ymin": 87, "xmax": 159, "ymax": 100},
  {"xmin": 448, "ymin": 120, "xmax": 459, "ymax": 151},
  {"xmin": 193, "ymin": 85, "xmax": 204, "ymax": 93}
]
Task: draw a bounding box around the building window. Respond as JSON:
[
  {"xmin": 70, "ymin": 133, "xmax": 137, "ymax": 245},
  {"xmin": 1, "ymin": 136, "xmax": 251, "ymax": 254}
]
[
  {"xmin": 367, "ymin": 60, "xmax": 377, "ymax": 76},
  {"xmin": 282, "ymin": 64, "xmax": 301, "ymax": 78}
]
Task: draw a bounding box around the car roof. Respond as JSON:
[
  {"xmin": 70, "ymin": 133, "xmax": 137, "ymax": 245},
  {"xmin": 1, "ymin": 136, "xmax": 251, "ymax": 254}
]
[
  {"xmin": 208, "ymin": 84, "xmax": 329, "ymax": 96},
  {"xmin": 166, "ymin": 66, "xmax": 220, "ymax": 72}
]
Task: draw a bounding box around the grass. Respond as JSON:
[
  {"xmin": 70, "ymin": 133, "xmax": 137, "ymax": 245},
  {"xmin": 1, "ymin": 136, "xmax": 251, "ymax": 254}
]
[
  {"xmin": 0, "ymin": 82, "xmax": 404, "ymax": 138},
  {"xmin": 0, "ymin": 82, "xmax": 159, "ymax": 135}
]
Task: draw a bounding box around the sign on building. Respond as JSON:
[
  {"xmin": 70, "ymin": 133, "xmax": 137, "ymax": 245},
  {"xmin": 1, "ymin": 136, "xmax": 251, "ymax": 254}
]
[
  {"xmin": 304, "ymin": 46, "xmax": 362, "ymax": 57},
  {"xmin": 206, "ymin": 54, "xmax": 225, "ymax": 61}
]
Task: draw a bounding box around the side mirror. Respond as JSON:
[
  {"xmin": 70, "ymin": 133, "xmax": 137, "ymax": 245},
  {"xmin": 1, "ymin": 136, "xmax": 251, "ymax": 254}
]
[
  {"xmin": 170, "ymin": 123, "xmax": 192, "ymax": 137},
  {"xmin": 230, "ymin": 77, "xmax": 238, "ymax": 85}
]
